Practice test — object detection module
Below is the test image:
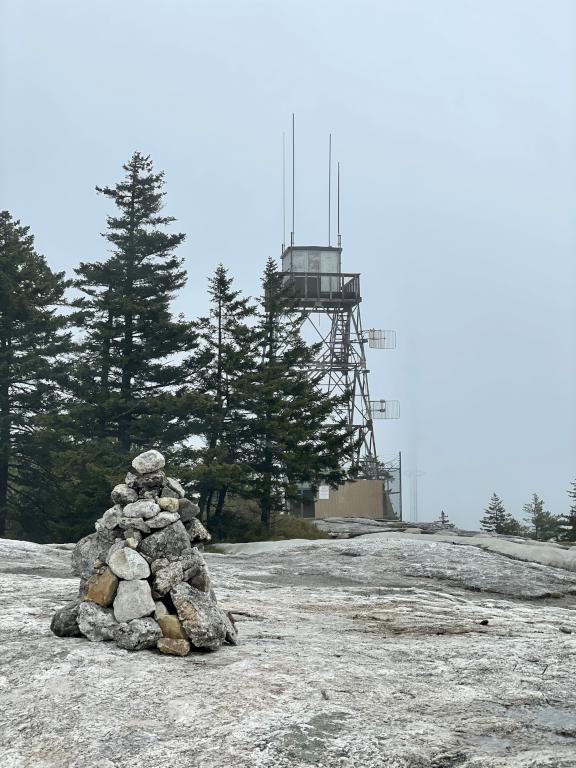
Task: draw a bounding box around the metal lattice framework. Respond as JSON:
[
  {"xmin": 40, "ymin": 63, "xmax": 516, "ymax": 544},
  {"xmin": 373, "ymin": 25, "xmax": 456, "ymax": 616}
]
[
  {"xmin": 302, "ymin": 293, "xmax": 377, "ymax": 468},
  {"xmin": 280, "ymin": 252, "xmax": 397, "ymax": 477}
]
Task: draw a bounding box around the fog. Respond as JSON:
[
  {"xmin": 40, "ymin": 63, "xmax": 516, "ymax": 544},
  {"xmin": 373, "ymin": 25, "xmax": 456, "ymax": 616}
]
[{"xmin": 1, "ymin": 0, "xmax": 574, "ymax": 527}]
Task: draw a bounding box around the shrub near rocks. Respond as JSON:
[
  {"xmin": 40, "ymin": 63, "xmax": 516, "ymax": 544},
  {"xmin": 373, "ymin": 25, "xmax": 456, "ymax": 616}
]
[{"xmin": 51, "ymin": 450, "xmax": 238, "ymax": 656}]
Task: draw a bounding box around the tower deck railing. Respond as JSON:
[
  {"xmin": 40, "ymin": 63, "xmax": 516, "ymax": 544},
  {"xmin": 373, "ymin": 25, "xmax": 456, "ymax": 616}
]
[{"xmin": 281, "ymin": 271, "xmax": 361, "ymax": 304}]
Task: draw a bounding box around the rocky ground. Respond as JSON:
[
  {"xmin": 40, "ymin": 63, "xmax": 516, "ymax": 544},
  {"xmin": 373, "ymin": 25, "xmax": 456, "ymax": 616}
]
[{"xmin": 1, "ymin": 530, "xmax": 576, "ymax": 768}]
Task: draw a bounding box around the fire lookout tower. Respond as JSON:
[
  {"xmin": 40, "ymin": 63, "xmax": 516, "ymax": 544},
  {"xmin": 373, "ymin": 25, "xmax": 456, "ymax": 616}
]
[{"xmin": 280, "ymin": 243, "xmax": 398, "ymax": 477}]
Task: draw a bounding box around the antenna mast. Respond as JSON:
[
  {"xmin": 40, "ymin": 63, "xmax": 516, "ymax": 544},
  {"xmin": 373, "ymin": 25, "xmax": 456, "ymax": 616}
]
[
  {"xmin": 282, "ymin": 131, "xmax": 286, "ymax": 252},
  {"xmin": 291, "ymin": 113, "xmax": 295, "ymax": 247},
  {"xmin": 328, "ymin": 133, "xmax": 332, "ymax": 246},
  {"xmin": 337, "ymin": 161, "xmax": 341, "ymax": 247}
]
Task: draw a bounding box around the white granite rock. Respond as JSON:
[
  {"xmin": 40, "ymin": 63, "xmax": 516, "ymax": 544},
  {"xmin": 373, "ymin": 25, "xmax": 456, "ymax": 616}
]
[
  {"xmin": 111, "ymin": 483, "xmax": 138, "ymax": 506},
  {"xmin": 108, "ymin": 547, "xmax": 150, "ymax": 580},
  {"xmin": 113, "ymin": 618, "xmax": 162, "ymax": 651},
  {"xmin": 122, "ymin": 500, "xmax": 160, "ymax": 519},
  {"xmin": 117, "ymin": 516, "xmax": 151, "ymax": 533},
  {"xmin": 138, "ymin": 521, "xmax": 191, "ymax": 563},
  {"xmin": 170, "ymin": 583, "xmax": 227, "ymax": 650},
  {"xmin": 147, "ymin": 511, "xmax": 180, "ymax": 530},
  {"xmin": 132, "ymin": 450, "xmax": 165, "ymax": 474},
  {"xmin": 158, "ymin": 496, "xmax": 179, "ymax": 513},
  {"xmin": 165, "ymin": 477, "xmax": 185, "ymax": 498},
  {"xmin": 113, "ymin": 580, "xmax": 155, "ymax": 623},
  {"xmin": 77, "ymin": 601, "xmax": 118, "ymax": 641}
]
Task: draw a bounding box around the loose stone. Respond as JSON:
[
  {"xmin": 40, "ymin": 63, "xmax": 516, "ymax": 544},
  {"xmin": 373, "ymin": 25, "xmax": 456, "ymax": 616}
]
[
  {"xmin": 98, "ymin": 505, "xmax": 124, "ymax": 531},
  {"xmin": 160, "ymin": 486, "xmax": 180, "ymax": 499},
  {"xmin": 178, "ymin": 498, "xmax": 200, "ymax": 522},
  {"xmin": 157, "ymin": 614, "xmax": 188, "ymax": 640},
  {"xmin": 139, "ymin": 520, "xmax": 191, "ymax": 564},
  {"xmin": 113, "ymin": 580, "xmax": 155, "ymax": 623},
  {"xmin": 77, "ymin": 602, "xmax": 118, "ymax": 641},
  {"xmin": 157, "ymin": 638, "xmax": 190, "ymax": 656},
  {"xmin": 134, "ymin": 471, "xmax": 166, "ymax": 491},
  {"xmin": 85, "ymin": 568, "xmax": 119, "ymax": 607},
  {"xmin": 154, "ymin": 601, "xmax": 170, "ymax": 619},
  {"xmin": 147, "ymin": 510, "xmax": 180, "ymax": 530},
  {"xmin": 123, "ymin": 500, "xmax": 160, "ymax": 520},
  {"xmin": 165, "ymin": 477, "xmax": 185, "ymax": 498},
  {"xmin": 132, "ymin": 449, "xmax": 166, "ymax": 474},
  {"xmin": 110, "ymin": 483, "xmax": 138, "ymax": 506},
  {"xmin": 125, "ymin": 471, "xmax": 138, "ymax": 487},
  {"xmin": 108, "ymin": 547, "xmax": 150, "ymax": 580},
  {"xmin": 158, "ymin": 496, "xmax": 179, "ymax": 513},
  {"xmin": 185, "ymin": 518, "xmax": 211, "ymax": 544},
  {"xmin": 50, "ymin": 600, "xmax": 82, "ymax": 637},
  {"xmin": 117, "ymin": 516, "xmax": 151, "ymax": 534},
  {"xmin": 72, "ymin": 530, "xmax": 117, "ymax": 580},
  {"xmin": 113, "ymin": 618, "xmax": 162, "ymax": 651},
  {"xmin": 171, "ymin": 583, "xmax": 227, "ymax": 650}
]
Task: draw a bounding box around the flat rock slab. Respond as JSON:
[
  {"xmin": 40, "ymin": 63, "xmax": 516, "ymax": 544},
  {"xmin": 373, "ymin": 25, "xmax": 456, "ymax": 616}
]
[{"xmin": 2, "ymin": 534, "xmax": 576, "ymax": 767}]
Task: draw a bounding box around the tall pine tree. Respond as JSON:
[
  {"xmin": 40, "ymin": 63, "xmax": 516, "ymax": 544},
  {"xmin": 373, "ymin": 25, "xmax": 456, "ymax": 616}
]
[
  {"xmin": 70, "ymin": 152, "xmax": 199, "ymax": 454},
  {"xmin": 241, "ymin": 258, "xmax": 355, "ymax": 528},
  {"xmin": 0, "ymin": 211, "xmax": 71, "ymax": 538},
  {"xmin": 189, "ymin": 264, "xmax": 256, "ymax": 520}
]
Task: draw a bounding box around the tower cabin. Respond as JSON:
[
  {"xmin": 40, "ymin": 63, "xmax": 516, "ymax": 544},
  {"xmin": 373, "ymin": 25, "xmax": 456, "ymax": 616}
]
[{"xmin": 280, "ymin": 245, "xmax": 360, "ymax": 307}]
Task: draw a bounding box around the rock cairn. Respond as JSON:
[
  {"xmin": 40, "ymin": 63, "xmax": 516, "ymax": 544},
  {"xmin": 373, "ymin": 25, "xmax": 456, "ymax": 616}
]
[{"xmin": 51, "ymin": 449, "xmax": 237, "ymax": 655}]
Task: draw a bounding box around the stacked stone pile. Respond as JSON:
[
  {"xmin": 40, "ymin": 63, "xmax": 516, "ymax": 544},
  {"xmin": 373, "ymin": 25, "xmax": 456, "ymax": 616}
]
[{"xmin": 51, "ymin": 450, "xmax": 237, "ymax": 656}]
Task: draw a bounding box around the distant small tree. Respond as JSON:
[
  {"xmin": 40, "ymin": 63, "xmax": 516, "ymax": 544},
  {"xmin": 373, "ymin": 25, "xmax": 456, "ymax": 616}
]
[
  {"xmin": 437, "ymin": 510, "xmax": 454, "ymax": 528},
  {"xmin": 522, "ymin": 493, "xmax": 560, "ymax": 541},
  {"xmin": 480, "ymin": 493, "xmax": 523, "ymax": 535},
  {"xmin": 558, "ymin": 479, "xmax": 576, "ymax": 543}
]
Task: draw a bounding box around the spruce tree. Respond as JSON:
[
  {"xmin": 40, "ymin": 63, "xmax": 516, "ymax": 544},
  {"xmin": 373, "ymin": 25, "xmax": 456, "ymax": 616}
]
[
  {"xmin": 70, "ymin": 152, "xmax": 199, "ymax": 454},
  {"xmin": 241, "ymin": 258, "xmax": 354, "ymax": 528},
  {"xmin": 189, "ymin": 265, "xmax": 256, "ymax": 520},
  {"xmin": 0, "ymin": 211, "xmax": 71, "ymax": 538},
  {"xmin": 437, "ymin": 510, "xmax": 453, "ymax": 528},
  {"xmin": 558, "ymin": 480, "xmax": 576, "ymax": 542},
  {"xmin": 522, "ymin": 493, "xmax": 560, "ymax": 541},
  {"xmin": 480, "ymin": 493, "xmax": 522, "ymax": 535}
]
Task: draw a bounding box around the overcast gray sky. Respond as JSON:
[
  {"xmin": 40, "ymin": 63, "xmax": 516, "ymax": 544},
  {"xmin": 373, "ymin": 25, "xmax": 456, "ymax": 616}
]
[{"xmin": 1, "ymin": 0, "xmax": 575, "ymax": 528}]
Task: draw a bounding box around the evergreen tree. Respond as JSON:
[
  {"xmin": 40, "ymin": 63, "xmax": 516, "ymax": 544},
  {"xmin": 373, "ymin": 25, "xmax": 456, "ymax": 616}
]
[
  {"xmin": 0, "ymin": 211, "xmax": 71, "ymax": 538},
  {"xmin": 241, "ymin": 258, "xmax": 355, "ymax": 528},
  {"xmin": 480, "ymin": 493, "xmax": 522, "ymax": 535},
  {"xmin": 189, "ymin": 265, "xmax": 256, "ymax": 521},
  {"xmin": 70, "ymin": 152, "xmax": 200, "ymax": 454},
  {"xmin": 437, "ymin": 510, "xmax": 453, "ymax": 528},
  {"xmin": 522, "ymin": 493, "xmax": 560, "ymax": 541},
  {"xmin": 558, "ymin": 479, "xmax": 576, "ymax": 542}
]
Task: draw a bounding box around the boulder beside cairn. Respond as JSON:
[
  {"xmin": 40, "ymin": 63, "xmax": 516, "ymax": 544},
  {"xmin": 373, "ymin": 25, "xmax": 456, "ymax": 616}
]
[{"xmin": 51, "ymin": 450, "xmax": 237, "ymax": 656}]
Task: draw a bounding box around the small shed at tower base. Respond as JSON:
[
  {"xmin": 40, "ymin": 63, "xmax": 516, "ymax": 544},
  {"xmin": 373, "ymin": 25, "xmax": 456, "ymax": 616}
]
[{"xmin": 290, "ymin": 479, "xmax": 400, "ymax": 521}]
